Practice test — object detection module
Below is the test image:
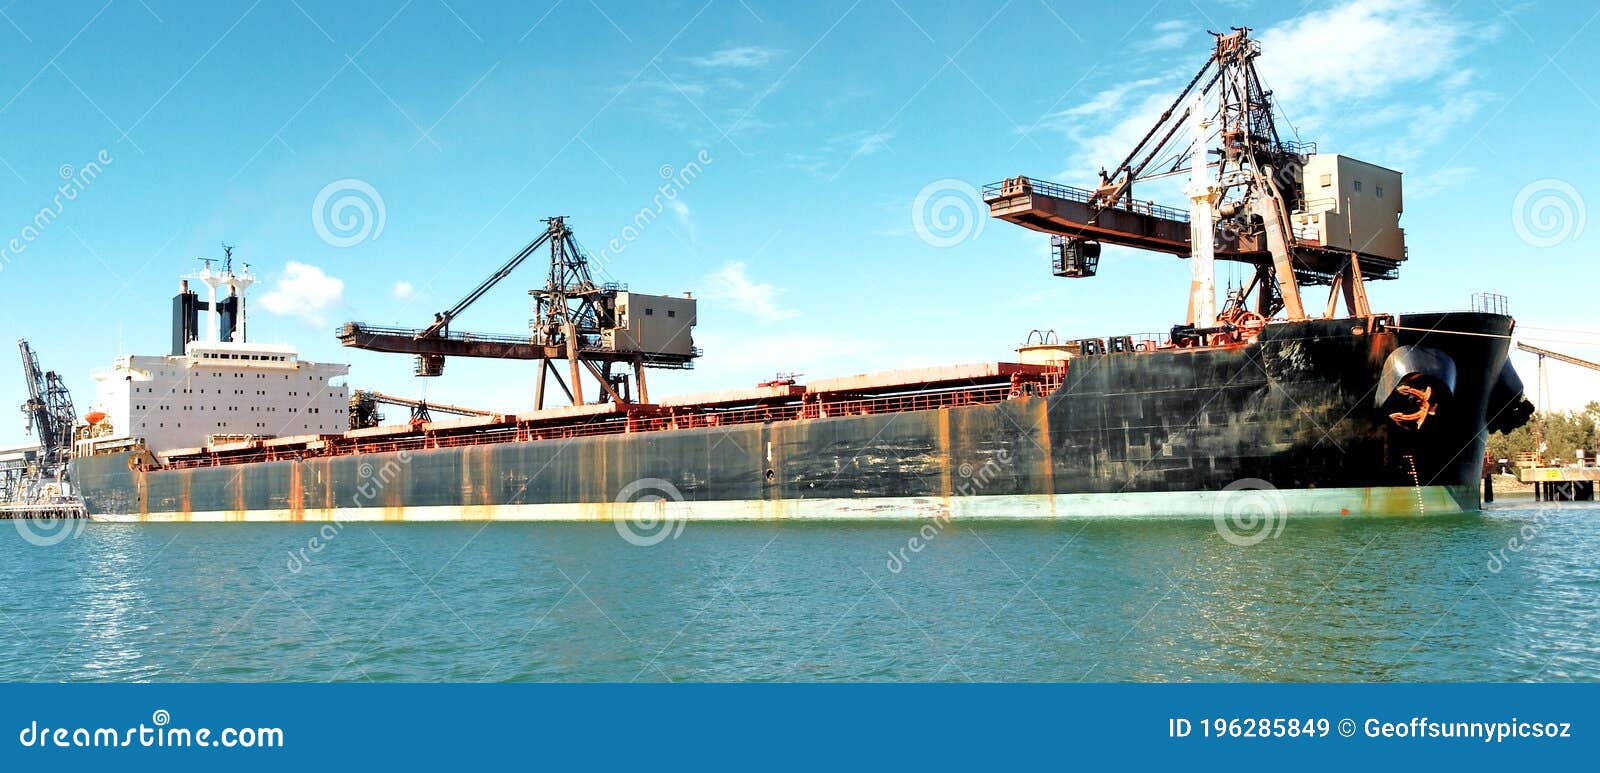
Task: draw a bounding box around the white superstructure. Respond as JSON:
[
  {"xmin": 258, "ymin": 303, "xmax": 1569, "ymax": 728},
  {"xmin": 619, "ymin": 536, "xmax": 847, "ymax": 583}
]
[
  {"xmin": 82, "ymin": 259, "xmax": 350, "ymax": 454},
  {"xmin": 90, "ymin": 343, "xmax": 348, "ymax": 454}
]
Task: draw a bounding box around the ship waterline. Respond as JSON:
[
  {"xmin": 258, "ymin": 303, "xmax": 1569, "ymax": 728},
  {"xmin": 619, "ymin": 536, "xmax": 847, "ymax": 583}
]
[{"xmin": 81, "ymin": 486, "xmax": 1477, "ymax": 523}]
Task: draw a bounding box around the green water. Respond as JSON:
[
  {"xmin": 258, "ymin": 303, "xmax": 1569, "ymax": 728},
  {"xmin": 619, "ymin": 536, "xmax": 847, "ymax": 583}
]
[{"xmin": 1, "ymin": 502, "xmax": 1596, "ymax": 681}]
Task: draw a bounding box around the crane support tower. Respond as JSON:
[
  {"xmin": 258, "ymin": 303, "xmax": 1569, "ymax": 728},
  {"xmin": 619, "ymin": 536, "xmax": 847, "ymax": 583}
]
[
  {"xmin": 338, "ymin": 216, "xmax": 700, "ymax": 410},
  {"xmin": 13, "ymin": 339, "xmax": 79, "ymax": 505},
  {"xmin": 18, "ymin": 339, "xmax": 76, "ymax": 472},
  {"xmin": 985, "ymin": 27, "xmax": 1406, "ymax": 341}
]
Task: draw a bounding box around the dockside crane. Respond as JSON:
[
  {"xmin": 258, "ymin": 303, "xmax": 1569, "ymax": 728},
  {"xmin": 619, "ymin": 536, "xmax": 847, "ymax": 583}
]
[
  {"xmin": 15, "ymin": 338, "xmax": 77, "ymax": 499},
  {"xmin": 985, "ymin": 27, "xmax": 1408, "ymax": 343},
  {"xmin": 348, "ymin": 390, "xmax": 495, "ymax": 429},
  {"xmin": 338, "ymin": 216, "xmax": 699, "ymax": 410}
]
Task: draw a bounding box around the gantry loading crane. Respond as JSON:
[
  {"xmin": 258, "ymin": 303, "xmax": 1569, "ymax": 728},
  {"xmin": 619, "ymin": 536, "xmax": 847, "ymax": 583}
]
[
  {"xmin": 14, "ymin": 338, "xmax": 77, "ymax": 501},
  {"xmin": 985, "ymin": 27, "xmax": 1407, "ymax": 341},
  {"xmin": 338, "ymin": 216, "xmax": 700, "ymax": 409},
  {"xmin": 348, "ymin": 390, "xmax": 495, "ymax": 429}
]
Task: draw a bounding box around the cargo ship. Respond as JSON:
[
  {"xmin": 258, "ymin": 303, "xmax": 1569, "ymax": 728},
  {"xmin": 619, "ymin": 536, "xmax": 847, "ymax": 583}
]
[{"xmin": 69, "ymin": 29, "xmax": 1533, "ymax": 523}]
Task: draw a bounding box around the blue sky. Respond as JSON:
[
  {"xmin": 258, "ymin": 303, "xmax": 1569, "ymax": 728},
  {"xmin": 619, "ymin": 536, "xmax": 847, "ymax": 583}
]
[{"xmin": 1, "ymin": 0, "xmax": 1596, "ymax": 446}]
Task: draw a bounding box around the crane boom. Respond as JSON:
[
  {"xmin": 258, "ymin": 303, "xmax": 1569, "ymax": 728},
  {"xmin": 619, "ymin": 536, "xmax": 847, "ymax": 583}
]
[
  {"xmin": 16, "ymin": 338, "xmax": 77, "ymax": 480},
  {"xmin": 347, "ymin": 390, "xmax": 495, "ymax": 429},
  {"xmin": 420, "ymin": 227, "xmax": 557, "ymax": 339},
  {"xmin": 1517, "ymin": 342, "xmax": 1600, "ymax": 373},
  {"xmin": 363, "ymin": 391, "xmax": 493, "ymax": 416}
]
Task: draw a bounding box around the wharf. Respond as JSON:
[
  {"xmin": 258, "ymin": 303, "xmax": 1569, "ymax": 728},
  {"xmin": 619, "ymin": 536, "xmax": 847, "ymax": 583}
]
[
  {"xmin": 1516, "ymin": 466, "xmax": 1599, "ymax": 501},
  {"xmin": 0, "ymin": 499, "xmax": 87, "ymax": 519}
]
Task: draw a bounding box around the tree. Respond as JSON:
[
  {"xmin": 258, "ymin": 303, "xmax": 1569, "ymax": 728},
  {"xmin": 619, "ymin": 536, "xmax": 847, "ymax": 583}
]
[{"xmin": 1486, "ymin": 401, "xmax": 1600, "ymax": 464}]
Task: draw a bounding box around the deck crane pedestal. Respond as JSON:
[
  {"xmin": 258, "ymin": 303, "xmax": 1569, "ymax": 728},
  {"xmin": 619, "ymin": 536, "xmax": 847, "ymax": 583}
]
[
  {"xmin": 338, "ymin": 216, "xmax": 699, "ymax": 410},
  {"xmin": 985, "ymin": 27, "xmax": 1408, "ymax": 343}
]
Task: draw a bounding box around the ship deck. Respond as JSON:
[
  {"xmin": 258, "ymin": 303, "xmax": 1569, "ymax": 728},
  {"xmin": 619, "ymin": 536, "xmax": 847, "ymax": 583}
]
[{"xmin": 140, "ymin": 362, "xmax": 1068, "ymax": 471}]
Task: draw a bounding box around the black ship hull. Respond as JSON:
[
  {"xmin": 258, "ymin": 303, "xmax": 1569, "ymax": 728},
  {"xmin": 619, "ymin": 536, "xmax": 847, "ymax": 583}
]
[{"xmin": 72, "ymin": 313, "xmax": 1520, "ymax": 523}]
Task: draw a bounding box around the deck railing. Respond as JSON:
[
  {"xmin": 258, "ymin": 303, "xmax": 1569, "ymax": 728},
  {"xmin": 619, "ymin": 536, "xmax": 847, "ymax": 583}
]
[{"xmin": 983, "ymin": 178, "xmax": 1191, "ymax": 223}]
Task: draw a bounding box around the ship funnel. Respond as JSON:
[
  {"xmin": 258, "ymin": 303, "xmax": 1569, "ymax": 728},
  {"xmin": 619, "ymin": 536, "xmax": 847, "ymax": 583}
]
[
  {"xmin": 228, "ymin": 263, "xmax": 255, "ymax": 342},
  {"xmin": 198, "ymin": 266, "xmax": 228, "ymax": 342}
]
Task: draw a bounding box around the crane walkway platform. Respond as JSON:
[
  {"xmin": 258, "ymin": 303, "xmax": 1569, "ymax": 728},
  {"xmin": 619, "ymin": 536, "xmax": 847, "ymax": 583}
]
[{"xmin": 983, "ymin": 176, "xmax": 1403, "ymax": 279}]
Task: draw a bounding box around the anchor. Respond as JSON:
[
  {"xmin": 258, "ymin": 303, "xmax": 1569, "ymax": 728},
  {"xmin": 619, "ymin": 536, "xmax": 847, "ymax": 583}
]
[{"xmin": 1388, "ymin": 384, "xmax": 1436, "ymax": 429}]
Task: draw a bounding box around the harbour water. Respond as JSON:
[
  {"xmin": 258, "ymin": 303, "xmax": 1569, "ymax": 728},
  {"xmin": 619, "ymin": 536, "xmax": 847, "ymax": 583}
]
[{"xmin": 0, "ymin": 502, "xmax": 1595, "ymax": 682}]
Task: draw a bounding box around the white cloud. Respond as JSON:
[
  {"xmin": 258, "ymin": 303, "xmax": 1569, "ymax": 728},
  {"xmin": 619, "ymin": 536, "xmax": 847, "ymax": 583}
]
[
  {"xmin": 1407, "ymin": 165, "xmax": 1476, "ymax": 198},
  {"xmin": 667, "ymin": 199, "xmax": 696, "ymax": 242},
  {"xmin": 258, "ymin": 261, "xmax": 344, "ymax": 326},
  {"xmin": 1039, "ymin": 0, "xmax": 1489, "ymax": 192},
  {"xmin": 701, "ymin": 261, "xmax": 797, "ymax": 322},
  {"xmin": 629, "ymin": 48, "xmax": 781, "ymax": 138},
  {"xmin": 1058, "ymin": 90, "xmax": 1187, "ymax": 185},
  {"xmin": 392, "ymin": 281, "xmax": 415, "ymax": 300},
  {"xmin": 851, "ymin": 130, "xmax": 894, "ymax": 158},
  {"xmin": 1139, "ymin": 20, "xmax": 1189, "ymax": 53},
  {"xmin": 1051, "ymin": 77, "xmax": 1167, "ymax": 122},
  {"xmin": 687, "ymin": 46, "xmax": 782, "ymax": 69},
  {"xmin": 784, "ymin": 130, "xmax": 898, "ymax": 180},
  {"xmin": 1257, "ymin": 0, "xmax": 1473, "ymax": 116}
]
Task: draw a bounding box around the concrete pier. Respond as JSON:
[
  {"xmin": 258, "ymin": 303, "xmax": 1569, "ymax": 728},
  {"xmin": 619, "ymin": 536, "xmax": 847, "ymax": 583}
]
[{"xmin": 0, "ymin": 500, "xmax": 87, "ymax": 519}]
